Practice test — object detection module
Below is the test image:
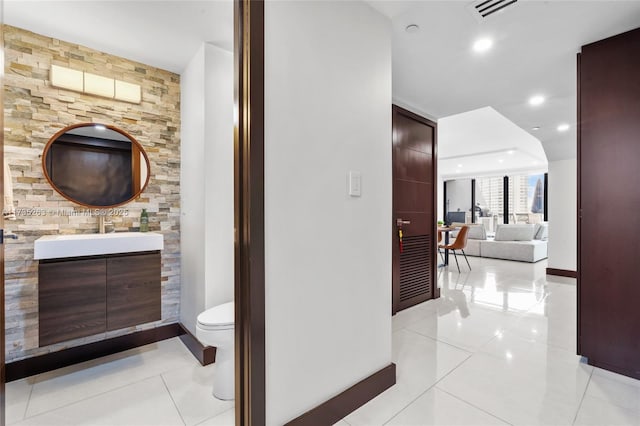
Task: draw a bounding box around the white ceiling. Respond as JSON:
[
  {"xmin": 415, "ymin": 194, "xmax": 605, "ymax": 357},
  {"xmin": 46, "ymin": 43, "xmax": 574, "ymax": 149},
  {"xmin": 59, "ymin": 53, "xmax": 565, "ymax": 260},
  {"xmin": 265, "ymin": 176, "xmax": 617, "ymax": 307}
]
[
  {"xmin": 6, "ymin": 1, "xmax": 640, "ymax": 163},
  {"xmin": 371, "ymin": 0, "xmax": 640, "ymax": 161},
  {"xmin": 439, "ymin": 106, "xmax": 547, "ymax": 179},
  {"xmin": 4, "ymin": 1, "xmax": 233, "ymax": 74}
]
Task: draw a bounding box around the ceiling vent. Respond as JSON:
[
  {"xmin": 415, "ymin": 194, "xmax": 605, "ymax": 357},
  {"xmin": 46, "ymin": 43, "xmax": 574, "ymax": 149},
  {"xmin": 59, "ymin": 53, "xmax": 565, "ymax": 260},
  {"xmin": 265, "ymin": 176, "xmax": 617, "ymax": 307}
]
[{"xmin": 468, "ymin": 0, "xmax": 519, "ymax": 21}]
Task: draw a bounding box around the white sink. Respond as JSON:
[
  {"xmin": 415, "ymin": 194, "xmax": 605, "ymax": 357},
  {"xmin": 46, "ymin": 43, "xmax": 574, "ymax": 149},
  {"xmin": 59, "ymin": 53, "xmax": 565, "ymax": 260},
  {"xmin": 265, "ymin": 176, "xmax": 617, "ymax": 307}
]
[{"xmin": 34, "ymin": 232, "xmax": 164, "ymax": 260}]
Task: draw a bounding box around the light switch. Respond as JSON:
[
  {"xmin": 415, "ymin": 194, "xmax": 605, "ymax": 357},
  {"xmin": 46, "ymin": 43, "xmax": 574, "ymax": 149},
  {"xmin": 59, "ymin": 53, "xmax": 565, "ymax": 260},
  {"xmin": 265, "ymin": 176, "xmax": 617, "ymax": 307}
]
[{"xmin": 348, "ymin": 171, "xmax": 361, "ymax": 197}]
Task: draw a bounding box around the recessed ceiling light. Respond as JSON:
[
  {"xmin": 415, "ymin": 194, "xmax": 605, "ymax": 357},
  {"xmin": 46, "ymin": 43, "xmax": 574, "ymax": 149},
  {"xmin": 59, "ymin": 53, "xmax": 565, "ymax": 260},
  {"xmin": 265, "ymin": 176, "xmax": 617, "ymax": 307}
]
[
  {"xmin": 405, "ymin": 24, "xmax": 420, "ymax": 34},
  {"xmin": 557, "ymin": 123, "xmax": 570, "ymax": 132},
  {"xmin": 507, "ymin": 150, "xmax": 514, "ymax": 155},
  {"xmin": 498, "ymin": 159, "xmax": 504, "ymax": 163},
  {"xmin": 457, "ymin": 164, "xmax": 463, "ymax": 168},
  {"xmin": 528, "ymin": 95, "xmax": 545, "ymax": 106},
  {"xmin": 473, "ymin": 37, "xmax": 493, "ymax": 53},
  {"xmin": 531, "ymin": 126, "xmax": 541, "ymax": 131}
]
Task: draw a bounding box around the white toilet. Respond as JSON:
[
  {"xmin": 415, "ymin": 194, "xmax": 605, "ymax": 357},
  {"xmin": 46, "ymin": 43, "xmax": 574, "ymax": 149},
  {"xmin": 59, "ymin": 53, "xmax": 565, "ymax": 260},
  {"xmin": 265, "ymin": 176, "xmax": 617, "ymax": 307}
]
[{"xmin": 196, "ymin": 301, "xmax": 234, "ymax": 400}]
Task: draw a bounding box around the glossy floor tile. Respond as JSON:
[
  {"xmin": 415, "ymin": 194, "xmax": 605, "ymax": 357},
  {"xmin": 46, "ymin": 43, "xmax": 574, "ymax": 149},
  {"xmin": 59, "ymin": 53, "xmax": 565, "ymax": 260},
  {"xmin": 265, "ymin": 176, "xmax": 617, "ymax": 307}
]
[
  {"xmin": 344, "ymin": 330, "xmax": 471, "ymax": 425},
  {"xmin": 162, "ymin": 362, "xmax": 234, "ymax": 426},
  {"xmin": 5, "ymin": 255, "xmax": 640, "ymax": 426},
  {"xmin": 573, "ymin": 395, "xmax": 640, "ymax": 426},
  {"xmin": 345, "ymin": 255, "xmax": 640, "ymax": 426},
  {"xmin": 385, "ymin": 387, "xmax": 509, "ymax": 425},
  {"xmin": 12, "ymin": 376, "xmax": 185, "ymax": 426},
  {"xmin": 5, "ymin": 337, "xmax": 232, "ymax": 426}
]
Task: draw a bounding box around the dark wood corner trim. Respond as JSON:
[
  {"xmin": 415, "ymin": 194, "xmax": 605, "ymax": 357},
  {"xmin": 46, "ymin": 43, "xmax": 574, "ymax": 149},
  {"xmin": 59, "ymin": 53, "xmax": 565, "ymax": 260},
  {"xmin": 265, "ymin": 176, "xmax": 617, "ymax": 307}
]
[
  {"xmin": 546, "ymin": 268, "xmax": 578, "ymax": 278},
  {"xmin": 178, "ymin": 323, "xmax": 216, "ymax": 366},
  {"xmin": 285, "ymin": 364, "xmax": 397, "ymax": 426},
  {"xmin": 5, "ymin": 323, "xmax": 183, "ymax": 382},
  {"xmin": 235, "ymin": 0, "xmax": 266, "ymax": 425},
  {"xmin": 587, "ymin": 357, "xmax": 640, "ymax": 381}
]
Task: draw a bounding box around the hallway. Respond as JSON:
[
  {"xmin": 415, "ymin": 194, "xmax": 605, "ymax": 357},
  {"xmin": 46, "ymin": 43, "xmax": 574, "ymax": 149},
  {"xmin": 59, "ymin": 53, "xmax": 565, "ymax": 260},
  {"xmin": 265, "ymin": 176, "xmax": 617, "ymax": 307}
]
[{"xmin": 343, "ymin": 257, "xmax": 639, "ymax": 425}]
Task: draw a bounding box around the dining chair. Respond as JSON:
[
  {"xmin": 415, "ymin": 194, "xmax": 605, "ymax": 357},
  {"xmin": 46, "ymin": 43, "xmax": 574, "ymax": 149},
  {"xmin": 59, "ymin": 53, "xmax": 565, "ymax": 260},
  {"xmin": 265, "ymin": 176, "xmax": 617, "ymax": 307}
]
[{"xmin": 438, "ymin": 225, "xmax": 471, "ymax": 273}]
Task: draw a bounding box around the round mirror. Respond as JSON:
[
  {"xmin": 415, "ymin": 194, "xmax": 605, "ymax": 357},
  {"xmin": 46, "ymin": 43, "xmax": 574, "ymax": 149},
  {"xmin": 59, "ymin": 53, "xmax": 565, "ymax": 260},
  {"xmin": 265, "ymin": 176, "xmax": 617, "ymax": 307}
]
[{"xmin": 42, "ymin": 123, "xmax": 150, "ymax": 208}]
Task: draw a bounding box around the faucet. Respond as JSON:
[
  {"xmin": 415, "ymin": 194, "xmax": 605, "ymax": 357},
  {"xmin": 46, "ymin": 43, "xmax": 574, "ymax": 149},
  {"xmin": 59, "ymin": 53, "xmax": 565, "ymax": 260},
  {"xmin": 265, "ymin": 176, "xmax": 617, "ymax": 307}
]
[{"xmin": 98, "ymin": 216, "xmax": 113, "ymax": 233}]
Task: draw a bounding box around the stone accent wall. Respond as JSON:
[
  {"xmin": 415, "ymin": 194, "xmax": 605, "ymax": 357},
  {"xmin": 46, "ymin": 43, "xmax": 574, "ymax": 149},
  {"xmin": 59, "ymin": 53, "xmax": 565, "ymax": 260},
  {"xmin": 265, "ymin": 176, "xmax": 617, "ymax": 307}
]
[{"xmin": 3, "ymin": 25, "xmax": 181, "ymax": 362}]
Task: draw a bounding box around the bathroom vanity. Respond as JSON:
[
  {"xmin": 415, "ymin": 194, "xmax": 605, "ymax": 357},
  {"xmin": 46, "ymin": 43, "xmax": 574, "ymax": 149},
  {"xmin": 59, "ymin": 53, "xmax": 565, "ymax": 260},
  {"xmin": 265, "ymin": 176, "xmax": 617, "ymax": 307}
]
[{"xmin": 35, "ymin": 232, "xmax": 164, "ymax": 346}]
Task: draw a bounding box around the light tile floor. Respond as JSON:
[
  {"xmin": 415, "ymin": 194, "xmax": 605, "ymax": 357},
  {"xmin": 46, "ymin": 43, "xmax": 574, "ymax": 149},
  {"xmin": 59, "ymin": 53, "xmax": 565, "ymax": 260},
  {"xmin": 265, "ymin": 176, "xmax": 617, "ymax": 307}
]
[
  {"xmin": 5, "ymin": 338, "xmax": 234, "ymax": 426},
  {"xmin": 5, "ymin": 256, "xmax": 640, "ymax": 425},
  {"xmin": 343, "ymin": 256, "xmax": 640, "ymax": 426}
]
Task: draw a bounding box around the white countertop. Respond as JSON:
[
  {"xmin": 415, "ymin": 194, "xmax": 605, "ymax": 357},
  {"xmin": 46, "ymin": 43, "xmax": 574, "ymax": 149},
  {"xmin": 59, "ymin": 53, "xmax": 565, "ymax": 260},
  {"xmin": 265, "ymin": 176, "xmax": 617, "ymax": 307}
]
[{"xmin": 34, "ymin": 232, "xmax": 164, "ymax": 260}]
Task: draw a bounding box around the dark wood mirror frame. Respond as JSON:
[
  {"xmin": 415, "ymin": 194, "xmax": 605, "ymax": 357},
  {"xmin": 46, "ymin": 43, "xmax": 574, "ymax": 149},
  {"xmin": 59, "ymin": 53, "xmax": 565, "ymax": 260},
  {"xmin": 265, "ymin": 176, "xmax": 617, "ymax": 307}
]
[{"xmin": 42, "ymin": 123, "xmax": 151, "ymax": 209}]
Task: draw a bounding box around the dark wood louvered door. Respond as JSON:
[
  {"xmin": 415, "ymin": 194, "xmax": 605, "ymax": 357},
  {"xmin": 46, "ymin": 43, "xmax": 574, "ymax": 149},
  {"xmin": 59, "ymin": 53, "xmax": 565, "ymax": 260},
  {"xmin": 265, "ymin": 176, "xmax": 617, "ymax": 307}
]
[{"xmin": 392, "ymin": 105, "xmax": 437, "ymax": 314}]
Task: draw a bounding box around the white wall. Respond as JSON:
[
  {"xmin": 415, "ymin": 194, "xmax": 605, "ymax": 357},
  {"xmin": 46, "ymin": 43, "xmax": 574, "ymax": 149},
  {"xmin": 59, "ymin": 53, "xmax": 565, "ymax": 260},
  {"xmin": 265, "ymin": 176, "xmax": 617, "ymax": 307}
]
[
  {"xmin": 547, "ymin": 159, "xmax": 577, "ymax": 271},
  {"xmin": 446, "ymin": 178, "xmax": 472, "ymax": 215},
  {"xmin": 203, "ymin": 44, "xmax": 235, "ymax": 311},
  {"xmin": 180, "ymin": 43, "xmax": 234, "ymax": 334},
  {"xmin": 264, "ymin": 2, "xmax": 392, "ymax": 424},
  {"xmin": 180, "ymin": 45, "xmax": 206, "ymax": 334}
]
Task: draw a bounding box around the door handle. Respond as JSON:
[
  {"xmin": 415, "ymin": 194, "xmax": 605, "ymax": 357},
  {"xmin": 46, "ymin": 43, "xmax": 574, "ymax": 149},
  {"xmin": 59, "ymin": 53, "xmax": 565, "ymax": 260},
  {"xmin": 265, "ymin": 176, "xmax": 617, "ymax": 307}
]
[{"xmin": 396, "ymin": 219, "xmax": 411, "ymax": 227}]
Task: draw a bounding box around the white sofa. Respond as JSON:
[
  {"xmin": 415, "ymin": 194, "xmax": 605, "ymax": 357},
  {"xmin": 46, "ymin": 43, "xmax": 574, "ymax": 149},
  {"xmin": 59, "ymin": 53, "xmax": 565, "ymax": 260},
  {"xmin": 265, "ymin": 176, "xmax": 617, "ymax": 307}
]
[{"xmin": 449, "ymin": 223, "xmax": 548, "ymax": 263}]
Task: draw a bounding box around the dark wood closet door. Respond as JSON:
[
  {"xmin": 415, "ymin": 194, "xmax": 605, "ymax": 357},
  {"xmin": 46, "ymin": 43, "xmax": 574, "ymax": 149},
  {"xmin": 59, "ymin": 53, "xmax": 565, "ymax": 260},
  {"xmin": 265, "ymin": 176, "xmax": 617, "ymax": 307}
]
[
  {"xmin": 392, "ymin": 105, "xmax": 437, "ymax": 314},
  {"xmin": 578, "ymin": 27, "xmax": 640, "ymax": 380}
]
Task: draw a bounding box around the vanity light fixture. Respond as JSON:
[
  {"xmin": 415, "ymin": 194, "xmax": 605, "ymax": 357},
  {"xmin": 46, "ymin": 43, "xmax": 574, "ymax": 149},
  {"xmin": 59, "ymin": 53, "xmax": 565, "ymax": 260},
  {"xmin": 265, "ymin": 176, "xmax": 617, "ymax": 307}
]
[
  {"xmin": 528, "ymin": 95, "xmax": 545, "ymax": 106},
  {"xmin": 472, "ymin": 37, "xmax": 493, "ymax": 53},
  {"xmin": 557, "ymin": 123, "xmax": 570, "ymax": 132},
  {"xmin": 50, "ymin": 65, "xmax": 141, "ymax": 104}
]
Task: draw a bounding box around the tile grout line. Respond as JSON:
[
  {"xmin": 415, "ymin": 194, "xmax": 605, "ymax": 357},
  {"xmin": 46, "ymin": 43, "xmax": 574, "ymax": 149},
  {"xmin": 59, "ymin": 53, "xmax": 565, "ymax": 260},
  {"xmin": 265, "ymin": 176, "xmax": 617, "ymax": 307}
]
[
  {"xmin": 20, "ymin": 373, "xmax": 170, "ymax": 420},
  {"xmin": 571, "ymin": 366, "xmax": 594, "ymax": 425},
  {"xmin": 160, "ymin": 373, "xmax": 187, "ymax": 426},
  {"xmin": 381, "ymin": 349, "xmax": 476, "ymax": 425},
  {"xmin": 20, "ymin": 339, "xmax": 195, "ymax": 420},
  {"xmin": 193, "ymin": 407, "xmax": 235, "ymax": 426},
  {"xmin": 435, "ymin": 386, "xmax": 514, "ymax": 426},
  {"xmin": 21, "ymin": 381, "xmax": 35, "ymax": 423},
  {"xmin": 382, "ymin": 267, "xmax": 560, "ymax": 425}
]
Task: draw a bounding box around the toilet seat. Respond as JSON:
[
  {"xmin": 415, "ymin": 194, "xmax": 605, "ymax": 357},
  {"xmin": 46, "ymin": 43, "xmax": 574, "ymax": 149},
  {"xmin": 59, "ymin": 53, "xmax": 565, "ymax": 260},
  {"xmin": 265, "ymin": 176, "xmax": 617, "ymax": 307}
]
[{"xmin": 197, "ymin": 301, "xmax": 234, "ymax": 330}]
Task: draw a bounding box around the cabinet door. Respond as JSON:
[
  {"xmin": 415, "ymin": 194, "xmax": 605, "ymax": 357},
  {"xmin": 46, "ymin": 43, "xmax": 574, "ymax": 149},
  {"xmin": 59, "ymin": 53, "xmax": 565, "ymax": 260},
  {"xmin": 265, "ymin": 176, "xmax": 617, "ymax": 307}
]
[
  {"xmin": 39, "ymin": 259, "xmax": 106, "ymax": 346},
  {"xmin": 106, "ymin": 252, "xmax": 161, "ymax": 331}
]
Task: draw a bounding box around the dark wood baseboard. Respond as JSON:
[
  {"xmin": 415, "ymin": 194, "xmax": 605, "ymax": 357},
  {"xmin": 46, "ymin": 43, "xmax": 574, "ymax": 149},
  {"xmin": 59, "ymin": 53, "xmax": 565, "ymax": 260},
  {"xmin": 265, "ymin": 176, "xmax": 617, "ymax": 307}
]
[
  {"xmin": 178, "ymin": 323, "xmax": 216, "ymax": 366},
  {"xmin": 587, "ymin": 358, "xmax": 640, "ymax": 380},
  {"xmin": 284, "ymin": 363, "xmax": 396, "ymax": 426},
  {"xmin": 5, "ymin": 323, "xmax": 183, "ymax": 382},
  {"xmin": 546, "ymin": 268, "xmax": 578, "ymax": 278}
]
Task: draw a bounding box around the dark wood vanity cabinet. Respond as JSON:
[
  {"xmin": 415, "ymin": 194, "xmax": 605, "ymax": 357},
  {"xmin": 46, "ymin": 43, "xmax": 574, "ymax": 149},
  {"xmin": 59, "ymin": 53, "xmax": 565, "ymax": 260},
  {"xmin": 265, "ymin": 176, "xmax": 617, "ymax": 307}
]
[
  {"xmin": 106, "ymin": 253, "xmax": 161, "ymax": 331},
  {"xmin": 39, "ymin": 258, "xmax": 107, "ymax": 347},
  {"xmin": 38, "ymin": 251, "xmax": 161, "ymax": 347}
]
